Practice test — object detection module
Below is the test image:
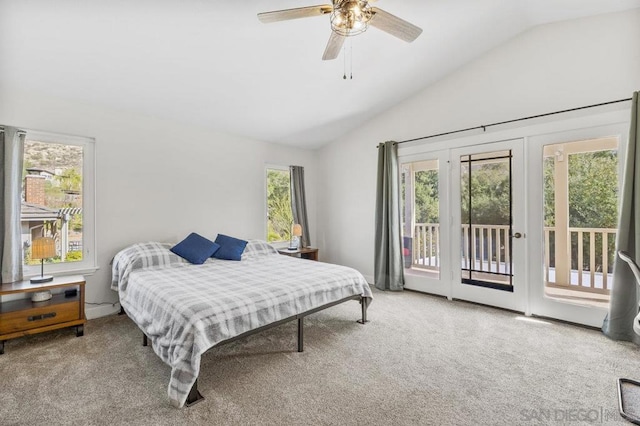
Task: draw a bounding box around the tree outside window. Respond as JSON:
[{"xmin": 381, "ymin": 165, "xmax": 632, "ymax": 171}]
[
  {"xmin": 266, "ymin": 168, "xmax": 293, "ymax": 243},
  {"xmin": 22, "ymin": 140, "xmax": 83, "ymax": 264}
]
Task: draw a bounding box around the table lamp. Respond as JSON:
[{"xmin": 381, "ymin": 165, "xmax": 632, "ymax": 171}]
[
  {"xmin": 30, "ymin": 237, "xmax": 56, "ymax": 283},
  {"xmin": 289, "ymin": 224, "xmax": 302, "ymax": 250}
]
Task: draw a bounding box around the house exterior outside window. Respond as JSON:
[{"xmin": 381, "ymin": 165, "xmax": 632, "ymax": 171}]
[{"xmin": 21, "ymin": 131, "xmax": 97, "ymax": 277}]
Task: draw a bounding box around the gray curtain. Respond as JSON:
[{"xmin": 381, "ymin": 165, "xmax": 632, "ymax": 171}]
[
  {"xmin": 0, "ymin": 127, "xmax": 25, "ymax": 283},
  {"xmin": 603, "ymin": 92, "xmax": 640, "ymax": 343},
  {"xmin": 290, "ymin": 165, "xmax": 310, "ymax": 248},
  {"xmin": 374, "ymin": 141, "xmax": 404, "ymax": 291}
]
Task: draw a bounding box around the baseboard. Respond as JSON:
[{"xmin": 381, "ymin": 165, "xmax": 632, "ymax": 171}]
[
  {"xmin": 86, "ymin": 303, "xmax": 120, "ymax": 320},
  {"xmin": 364, "ymin": 275, "xmax": 374, "ymax": 285}
]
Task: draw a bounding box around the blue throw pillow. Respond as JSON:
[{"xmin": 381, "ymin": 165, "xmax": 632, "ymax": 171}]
[
  {"xmin": 213, "ymin": 234, "xmax": 248, "ymax": 261},
  {"xmin": 170, "ymin": 233, "xmax": 220, "ymax": 264}
]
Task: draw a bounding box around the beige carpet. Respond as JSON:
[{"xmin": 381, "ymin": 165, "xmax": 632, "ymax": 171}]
[{"xmin": 1, "ymin": 289, "xmax": 638, "ymax": 425}]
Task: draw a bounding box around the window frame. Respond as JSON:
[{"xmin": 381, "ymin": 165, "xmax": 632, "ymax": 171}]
[
  {"xmin": 264, "ymin": 164, "xmax": 292, "ymax": 247},
  {"xmin": 21, "ymin": 130, "xmax": 98, "ymax": 278}
]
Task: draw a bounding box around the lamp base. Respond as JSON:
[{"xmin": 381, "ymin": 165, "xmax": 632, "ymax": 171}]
[{"xmin": 30, "ymin": 275, "xmax": 53, "ymax": 284}]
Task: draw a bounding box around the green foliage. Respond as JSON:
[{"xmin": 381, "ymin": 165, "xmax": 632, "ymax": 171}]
[
  {"xmin": 65, "ymin": 251, "xmax": 83, "ymax": 262},
  {"xmin": 58, "ymin": 168, "xmax": 82, "ymax": 193},
  {"xmin": 266, "ymin": 169, "xmax": 292, "ymax": 242},
  {"xmin": 70, "ymin": 214, "xmax": 82, "ymax": 232},
  {"xmin": 543, "ymin": 157, "xmax": 555, "ymax": 227},
  {"xmin": 567, "ymin": 150, "xmax": 618, "ymax": 228},
  {"xmin": 544, "ymin": 151, "xmax": 618, "ymax": 229},
  {"xmin": 461, "ymin": 161, "xmax": 510, "ymax": 226},
  {"xmin": 414, "ymin": 170, "xmax": 439, "ymax": 223},
  {"xmin": 43, "ymin": 167, "xmax": 82, "ymax": 209}
]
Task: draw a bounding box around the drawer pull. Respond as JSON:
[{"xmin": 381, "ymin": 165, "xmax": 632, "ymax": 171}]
[{"xmin": 28, "ymin": 312, "xmax": 56, "ymax": 321}]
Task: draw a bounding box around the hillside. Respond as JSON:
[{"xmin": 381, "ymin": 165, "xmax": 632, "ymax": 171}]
[{"xmin": 24, "ymin": 140, "xmax": 83, "ymax": 173}]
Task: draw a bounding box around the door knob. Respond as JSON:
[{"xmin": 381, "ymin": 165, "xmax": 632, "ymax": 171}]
[{"xmin": 513, "ymin": 232, "xmax": 523, "ymax": 239}]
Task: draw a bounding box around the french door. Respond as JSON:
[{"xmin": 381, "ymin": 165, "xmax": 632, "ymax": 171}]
[
  {"xmin": 399, "ymin": 121, "xmax": 625, "ymax": 326},
  {"xmin": 450, "ymin": 139, "xmax": 526, "ymax": 312},
  {"xmin": 526, "ymin": 124, "xmax": 627, "ymax": 327},
  {"xmin": 400, "ymin": 149, "xmax": 451, "ymax": 297}
]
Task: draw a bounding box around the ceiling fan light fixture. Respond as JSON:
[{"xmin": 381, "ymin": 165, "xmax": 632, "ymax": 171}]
[
  {"xmin": 330, "ymin": 0, "xmax": 373, "ymax": 37},
  {"xmin": 257, "ymin": 1, "xmax": 422, "ymax": 61}
]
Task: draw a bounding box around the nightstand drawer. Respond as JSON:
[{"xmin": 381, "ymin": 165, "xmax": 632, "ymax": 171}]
[{"xmin": 0, "ymin": 298, "xmax": 80, "ymax": 334}]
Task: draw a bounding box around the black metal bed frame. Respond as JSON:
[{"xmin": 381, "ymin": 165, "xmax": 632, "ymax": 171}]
[{"xmin": 126, "ymin": 294, "xmax": 369, "ymax": 407}]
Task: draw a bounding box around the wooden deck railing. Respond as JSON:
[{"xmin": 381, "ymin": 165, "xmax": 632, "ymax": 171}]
[
  {"xmin": 408, "ymin": 224, "xmax": 616, "ymax": 293},
  {"xmin": 544, "ymin": 226, "xmax": 616, "ymax": 292},
  {"xmin": 460, "ymin": 224, "xmax": 511, "ymax": 274},
  {"xmin": 412, "ymin": 223, "xmax": 439, "ymax": 270},
  {"xmin": 411, "ymin": 223, "xmax": 511, "ymax": 274}
]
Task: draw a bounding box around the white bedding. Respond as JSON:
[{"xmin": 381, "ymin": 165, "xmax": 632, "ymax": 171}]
[{"xmin": 112, "ymin": 240, "xmax": 372, "ymax": 408}]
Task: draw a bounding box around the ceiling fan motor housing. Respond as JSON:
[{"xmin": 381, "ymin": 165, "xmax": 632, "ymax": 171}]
[{"xmin": 330, "ymin": 0, "xmax": 373, "ymax": 36}]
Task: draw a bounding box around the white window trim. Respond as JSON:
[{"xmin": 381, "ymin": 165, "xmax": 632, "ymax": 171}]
[
  {"xmin": 22, "ymin": 130, "xmax": 98, "ymax": 278},
  {"xmin": 265, "ymin": 164, "xmax": 291, "ymax": 248}
]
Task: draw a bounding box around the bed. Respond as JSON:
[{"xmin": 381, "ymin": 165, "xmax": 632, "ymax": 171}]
[{"xmin": 111, "ymin": 240, "xmax": 373, "ymax": 408}]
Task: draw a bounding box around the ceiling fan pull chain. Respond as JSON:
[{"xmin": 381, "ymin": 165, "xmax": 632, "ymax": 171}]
[
  {"xmin": 343, "ymin": 44, "xmax": 347, "ymax": 79},
  {"xmin": 350, "ymin": 40, "xmax": 353, "ymax": 79}
]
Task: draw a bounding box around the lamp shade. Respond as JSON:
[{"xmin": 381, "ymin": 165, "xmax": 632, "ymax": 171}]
[
  {"xmin": 292, "ymin": 224, "xmax": 302, "ymax": 237},
  {"xmin": 31, "ymin": 237, "xmax": 56, "ymax": 260}
]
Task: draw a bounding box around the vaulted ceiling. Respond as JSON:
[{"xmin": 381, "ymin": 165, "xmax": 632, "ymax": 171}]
[{"xmin": 1, "ymin": 0, "xmax": 639, "ymax": 148}]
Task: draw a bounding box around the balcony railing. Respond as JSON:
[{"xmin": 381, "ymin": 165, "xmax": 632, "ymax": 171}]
[
  {"xmin": 544, "ymin": 226, "xmax": 616, "ymax": 293},
  {"xmin": 407, "ymin": 223, "xmax": 616, "ymax": 293},
  {"xmin": 412, "ymin": 223, "xmax": 440, "ymax": 270}
]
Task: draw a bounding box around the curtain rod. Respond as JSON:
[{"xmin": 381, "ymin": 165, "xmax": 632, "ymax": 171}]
[
  {"xmin": 392, "ymin": 97, "xmax": 633, "ymax": 146},
  {"xmin": 0, "ymin": 127, "xmax": 27, "ymax": 134}
]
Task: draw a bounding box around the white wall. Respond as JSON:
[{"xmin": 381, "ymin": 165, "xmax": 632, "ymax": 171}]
[
  {"xmin": 0, "ymin": 90, "xmax": 317, "ymax": 318},
  {"xmin": 317, "ymin": 9, "xmax": 640, "ymax": 281}
]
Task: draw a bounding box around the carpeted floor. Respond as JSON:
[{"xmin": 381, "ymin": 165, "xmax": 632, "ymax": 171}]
[{"xmin": 1, "ymin": 289, "xmax": 638, "ymax": 425}]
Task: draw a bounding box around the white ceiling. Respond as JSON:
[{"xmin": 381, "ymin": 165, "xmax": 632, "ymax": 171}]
[{"xmin": 1, "ymin": 0, "xmax": 639, "ymax": 149}]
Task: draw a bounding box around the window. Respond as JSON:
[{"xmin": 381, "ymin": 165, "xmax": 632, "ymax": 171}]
[
  {"xmin": 21, "ymin": 131, "xmax": 96, "ymax": 276},
  {"xmin": 400, "ymin": 159, "xmax": 440, "ymax": 278},
  {"xmin": 266, "ymin": 167, "xmax": 292, "ymax": 243},
  {"xmin": 542, "ymin": 137, "xmax": 619, "ymax": 301}
]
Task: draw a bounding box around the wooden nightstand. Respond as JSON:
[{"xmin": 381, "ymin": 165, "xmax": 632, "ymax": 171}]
[
  {"xmin": 0, "ymin": 275, "xmax": 86, "ymax": 354},
  {"xmin": 278, "ymin": 247, "xmax": 319, "ymax": 261}
]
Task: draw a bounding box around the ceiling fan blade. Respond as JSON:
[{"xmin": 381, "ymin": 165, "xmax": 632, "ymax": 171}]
[
  {"xmin": 370, "ymin": 7, "xmax": 423, "ymax": 43},
  {"xmin": 258, "ymin": 5, "xmax": 332, "ymax": 24},
  {"xmin": 322, "ymin": 31, "xmax": 345, "ymax": 61}
]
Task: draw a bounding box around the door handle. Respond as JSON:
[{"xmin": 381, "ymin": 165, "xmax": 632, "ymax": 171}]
[{"xmin": 513, "ymin": 232, "xmax": 523, "ymax": 239}]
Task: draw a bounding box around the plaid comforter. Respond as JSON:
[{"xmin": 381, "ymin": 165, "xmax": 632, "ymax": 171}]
[{"xmin": 112, "ymin": 241, "xmax": 372, "ymax": 408}]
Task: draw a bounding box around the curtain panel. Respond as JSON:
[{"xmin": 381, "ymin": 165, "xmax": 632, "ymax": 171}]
[
  {"xmin": 374, "ymin": 141, "xmax": 404, "ymax": 291},
  {"xmin": 0, "ymin": 127, "xmax": 25, "ymax": 283},
  {"xmin": 290, "ymin": 165, "xmax": 310, "ymax": 248},
  {"xmin": 603, "ymin": 92, "xmax": 640, "ymax": 343}
]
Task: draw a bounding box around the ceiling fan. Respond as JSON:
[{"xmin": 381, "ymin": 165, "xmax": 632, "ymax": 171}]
[{"xmin": 257, "ymin": 0, "xmax": 423, "ymax": 61}]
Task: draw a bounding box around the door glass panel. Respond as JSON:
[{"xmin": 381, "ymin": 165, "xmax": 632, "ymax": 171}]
[
  {"xmin": 401, "ymin": 160, "xmax": 440, "ymax": 278},
  {"xmin": 542, "ymin": 137, "xmax": 619, "ymax": 308},
  {"xmin": 460, "ymin": 150, "xmax": 513, "ymax": 290}
]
